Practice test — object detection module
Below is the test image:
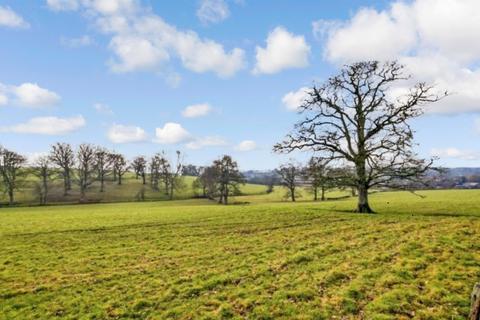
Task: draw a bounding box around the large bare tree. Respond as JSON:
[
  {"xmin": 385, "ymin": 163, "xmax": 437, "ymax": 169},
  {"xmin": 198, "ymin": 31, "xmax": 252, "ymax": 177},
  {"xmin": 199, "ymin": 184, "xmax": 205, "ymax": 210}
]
[
  {"xmin": 274, "ymin": 61, "xmax": 444, "ymax": 213},
  {"xmin": 0, "ymin": 147, "xmax": 26, "ymax": 205},
  {"xmin": 49, "ymin": 142, "xmax": 75, "ymax": 196}
]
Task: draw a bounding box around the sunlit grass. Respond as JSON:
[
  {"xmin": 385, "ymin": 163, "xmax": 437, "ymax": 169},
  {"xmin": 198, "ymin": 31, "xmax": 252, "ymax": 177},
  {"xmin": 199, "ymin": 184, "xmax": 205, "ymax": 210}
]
[{"xmin": 1, "ymin": 190, "xmax": 479, "ymax": 319}]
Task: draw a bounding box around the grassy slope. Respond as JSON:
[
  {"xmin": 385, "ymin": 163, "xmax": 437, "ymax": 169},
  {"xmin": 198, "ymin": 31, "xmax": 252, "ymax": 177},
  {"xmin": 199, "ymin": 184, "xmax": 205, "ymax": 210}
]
[
  {"xmin": 1, "ymin": 190, "xmax": 479, "ymax": 319},
  {"xmin": 4, "ymin": 175, "xmax": 268, "ymax": 205}
]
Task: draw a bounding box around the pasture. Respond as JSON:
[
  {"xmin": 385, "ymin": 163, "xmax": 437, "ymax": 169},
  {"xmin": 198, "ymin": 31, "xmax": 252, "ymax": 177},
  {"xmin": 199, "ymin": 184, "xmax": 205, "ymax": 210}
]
[{"xmin": 1, "ymin": 190, "xmax": 479, "ymax": 319}]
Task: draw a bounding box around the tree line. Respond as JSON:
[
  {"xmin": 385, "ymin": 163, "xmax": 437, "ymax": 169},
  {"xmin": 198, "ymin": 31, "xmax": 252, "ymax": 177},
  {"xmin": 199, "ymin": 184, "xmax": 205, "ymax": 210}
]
[{"xmin": 0, "ymin": 143, "xmax": 245, "ymax": 206}]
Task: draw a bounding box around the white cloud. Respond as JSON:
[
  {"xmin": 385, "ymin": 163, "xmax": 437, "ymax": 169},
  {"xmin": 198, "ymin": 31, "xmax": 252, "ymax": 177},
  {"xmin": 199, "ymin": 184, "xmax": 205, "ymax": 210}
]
[
  {"xmin": 235, "ymin": 140, "xmax": 256, "ymax": 152},
  {"xmin": 13, "ymin": 83, "xmax": 60, "ymax": 108},
  {"xmin": 182, "ymin": 103, "xmax": 212, "ymax": 118},
  {"xmin": 0, "ymin": 115, "xmax": 85, "ymax": 135},
  {"xmin": 282, "ymin": 87, "xmax": 310, "ymax": 111},
  {"xmin": 186, "ymin": 136, "xmax": 227, "ymax": 150},
  {"xmin": 431, "ymin": 148, "xmax": 480, "ymax": 161},
  {"xmin": 107, "ymin": 124, "xmax": 147, "ymax": 143},
  {"xmin": 93, "ymin": 102, "xmax": 114, "ymax": 115},
  {"xmin": 46, "ymin": 0, "xmax": 79, "ymax": 11},
  {"xmin": 253, "ymin": 26, "xmax": 310, "ymax": 74},
  {"xmin": 197, "ymin": 0, "xmax": 230, "ymax": 25},
  {"xmin": 154, "ymin": 122, "xmax": 191, "ymax": 144},
  {"xmin": 320, "ymin": 0, "xmax": 480, "ymax": 114},
  {"xmin": 0, "ymin": 6, "xmax": 29, "ymax": 29},
  {"xmin": 61, "ymin": 35, "xmax": 93, "ymax": 48},
  {"xmin": 49, "ymin": 0, "xmax": 245, "ymax": 78}
]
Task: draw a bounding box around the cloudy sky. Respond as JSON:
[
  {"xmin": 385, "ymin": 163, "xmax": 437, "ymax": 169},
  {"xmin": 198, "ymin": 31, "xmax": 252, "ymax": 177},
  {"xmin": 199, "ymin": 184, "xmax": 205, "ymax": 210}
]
[{"xmin": 1, "ymin": 0, "xmax": 479, "ymax": 169}]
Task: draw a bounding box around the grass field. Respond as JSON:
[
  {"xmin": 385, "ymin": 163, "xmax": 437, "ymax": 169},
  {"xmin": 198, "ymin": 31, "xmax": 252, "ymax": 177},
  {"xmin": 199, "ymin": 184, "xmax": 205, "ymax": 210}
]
[{"xmin": 1, "ymin": 190, "xmax": 479, "ymax": 319}]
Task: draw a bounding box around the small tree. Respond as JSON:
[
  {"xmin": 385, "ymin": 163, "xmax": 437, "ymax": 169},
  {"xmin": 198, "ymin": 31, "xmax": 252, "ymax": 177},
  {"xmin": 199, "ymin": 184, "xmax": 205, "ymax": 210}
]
[
  {"xmin": 277, "ymin": 161, "xmax": 301, "ymax": 202},
  {"xmin": 305, "ymin": 157, "xmax": 333, "ymax": 201},
  {"xmin": 274, "ymin": 61, "xmax": 444, "ymax": 213},
  {"xmin": 193, "ymin": 166, "xmax": 218, "ymax": 199},
  {"xmin": 212, "ymin": 155, "xmax": 244, "ymax": 205},
  {"xmin": 94, "ymin": 148, "xmax": 113, "ymax": 192},
  {"xmin": 166, "ymin": 151, "xmax": 184, "ymax": 200},
  {"xmin": 0, "ymin": 147, "xmax": 26, "ymax": 205},
  {"xmin": 77, "ymin": 144, "xmax": 96, "ymax": 202},
  {"xmin": 111, "ymin": 154, "xmax": 128, "ymax": 185},
  {"xmin": 49, "ymin": 142, "xmax": 75, "ymax": 196},
  {"xmin": 132, "ymin": 156, "xmax": 147, "ymax": 185},
  {"xmin": 32, "ymin": 156, "xmax": 55, "ymax": 205}
]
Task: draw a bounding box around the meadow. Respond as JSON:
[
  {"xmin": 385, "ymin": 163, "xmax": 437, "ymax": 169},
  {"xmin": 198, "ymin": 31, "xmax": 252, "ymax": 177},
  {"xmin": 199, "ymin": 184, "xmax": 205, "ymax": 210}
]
[{"xmin": 1, "ymin": 189, "xmax": 479, "ymax": 319}]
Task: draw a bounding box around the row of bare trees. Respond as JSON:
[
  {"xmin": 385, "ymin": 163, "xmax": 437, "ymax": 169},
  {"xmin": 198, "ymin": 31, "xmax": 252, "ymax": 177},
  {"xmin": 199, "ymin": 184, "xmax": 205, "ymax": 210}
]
[{"xmin": 0, "ymin": 142, "xmax": 192, "ymax": 205}]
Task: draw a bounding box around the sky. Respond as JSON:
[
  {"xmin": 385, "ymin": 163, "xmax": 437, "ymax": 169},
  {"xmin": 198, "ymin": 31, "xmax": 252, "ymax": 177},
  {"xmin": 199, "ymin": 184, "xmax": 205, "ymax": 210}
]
[{"xmin": 0, "ymin": 0, "xmax": 480, "ymax": 170}]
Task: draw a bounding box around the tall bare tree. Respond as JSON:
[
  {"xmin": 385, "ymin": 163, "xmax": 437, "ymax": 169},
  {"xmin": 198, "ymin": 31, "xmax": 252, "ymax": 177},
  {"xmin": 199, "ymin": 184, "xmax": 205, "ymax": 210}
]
[
  {"xmin": 0, "ymin": 147, "xmax": 26, "ymax": 205},
  {"xmin": 274, "ymin": 61, "xmax": 444, "ymax": 213},
  {"xmin": 277, "ymin": 161, "xmax": 301, "ymax": 202},
  {"xmin": 94, "ymin": 148, "xmax": 112, "ymax": 192},
  {"xmin": 132, "ymin": 156, "xmax": 147, "ymax": 185},
  {"xmin": 77, "ymin": 144, "xmax": 96, "ymax": 202},
  {"xmin": 32, "ymin": 156, "xmax": 55, "ymax": 205},
  {"xmin": 49, "ymin": 142, "xmax": 75, "ymax": 196},
  {"xmin": 111, "ymin": 154, "xmax": 128, "ymax": 185},
  {"xmin": 166, "ymin": 151, "xmax": 184, "ymax": 200},
  {"xmin": 212, "ymin": 155, "xmax": 244, "ymax": 205}
]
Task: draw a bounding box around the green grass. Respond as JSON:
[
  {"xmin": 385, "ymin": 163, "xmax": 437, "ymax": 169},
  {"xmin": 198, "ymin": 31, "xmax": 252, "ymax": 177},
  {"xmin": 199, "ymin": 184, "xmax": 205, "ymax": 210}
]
[
  {"xmin": 1, "ymin": 190, "xmax": 479, "ymax": 319},
  {"xmin": 1, "ymin": 174, "xmax": 269, "ymax": 206}
]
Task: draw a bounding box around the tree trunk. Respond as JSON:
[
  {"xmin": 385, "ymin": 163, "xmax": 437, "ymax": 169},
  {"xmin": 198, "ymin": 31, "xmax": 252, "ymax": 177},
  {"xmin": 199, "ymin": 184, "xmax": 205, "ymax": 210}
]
[
  {"xmin": 8, "ymin": 189, "xmax": 14, "ymax": 205},
  {"xmin": 321, "ymin": 186, "xmax": 326, "ymax": 201},
  {"xmin": 42, "ymin": 174, "xmax": 48, "ymax": 205},
  {"xmin": 357, "ymin": 184, "xmax": 373, "ymax": 213},
  {"xmin": 224, "ymin": 186, "xmax": 229, "ymax": 205}
]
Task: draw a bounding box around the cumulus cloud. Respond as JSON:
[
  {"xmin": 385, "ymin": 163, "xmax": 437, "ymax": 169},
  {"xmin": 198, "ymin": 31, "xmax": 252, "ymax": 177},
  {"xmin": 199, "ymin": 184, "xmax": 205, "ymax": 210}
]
[
  {"xmin": 48, "ymin": 0, "xmax": 246, "ymax": 78},
  {"xmin": 197, "ymin": 0, "xmax": 230, "ymax": 25},
  {"xmin": 319, "ymin": 0, "xmax": 480, "ymax": 113},
  {"xmin": 154, "ymin": 122, "xmax": 191, "ymax": 144},
  {"xmin": 182, "ymin": 103, "xmax": 212, "ymax": 118},
  {"xmin": 282, "ymin": 87, "xmax": 310, "ymax": 111},
  {"xmin": 0, "ymin": 115, "xmax": 85, "ymax": 135},
  {"xmin": 253, "ymin": 26, "xmax": 310, "ymax": 74},
  {"xmin": 235, "ymin": 140, "xmax": 256, "ymax": 152},
  {"xmin": 0, "ymin": 6, "xmax": 29, "ymax": 29},
  {"xmin": 430, "ymin": 147, "xmax": 480, "ymax": 161},
  {"xmin": 93, "ymin": 102, "xmax": 114, "ymax": 115},
  {"xmin": 61, "ymin": 35, "xmax": 93, "ymax": 48},
  {"xmin": 107, "ymin": 124, "xmax": 147, "ymax": 143},
  {"xmin": 186, "ymin": 136, "xmax": 227, "ymax": 150},
  {"xmin": 12, "ymin": 83, "xmax": 60, "ymax": 107}
]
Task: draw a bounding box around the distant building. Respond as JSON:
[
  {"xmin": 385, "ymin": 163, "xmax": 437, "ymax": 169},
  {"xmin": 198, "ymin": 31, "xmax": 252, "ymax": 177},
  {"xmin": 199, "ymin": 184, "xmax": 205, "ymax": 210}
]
[{"xmin": 455, "ymin": 182, "xmax": 480, "ymax": 189}]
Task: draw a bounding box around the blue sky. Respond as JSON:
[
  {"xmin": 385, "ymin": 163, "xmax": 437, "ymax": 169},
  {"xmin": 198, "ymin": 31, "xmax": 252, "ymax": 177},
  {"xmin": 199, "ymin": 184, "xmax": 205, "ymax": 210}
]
[{"xmin": 0, "ymin": 0, "xmax": 479, "ymax": 169}]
